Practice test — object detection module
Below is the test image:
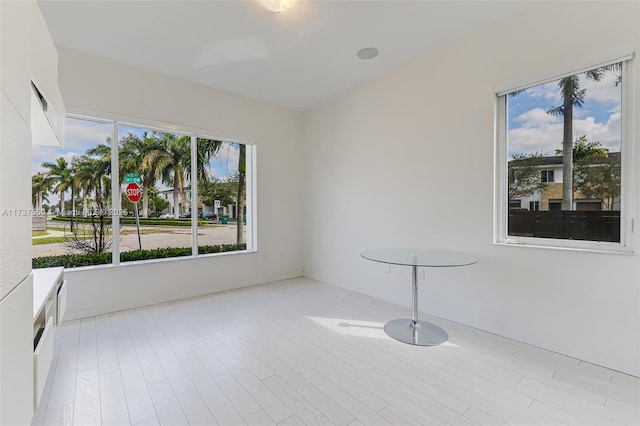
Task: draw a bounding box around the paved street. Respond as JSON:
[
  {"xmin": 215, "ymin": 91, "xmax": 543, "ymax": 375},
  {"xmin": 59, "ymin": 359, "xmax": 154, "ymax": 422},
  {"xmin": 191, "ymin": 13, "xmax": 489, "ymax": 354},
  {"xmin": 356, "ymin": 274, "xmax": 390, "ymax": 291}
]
[{"xmin": 33, "ymin": 222, "xmax": 245, "ymax": 257}]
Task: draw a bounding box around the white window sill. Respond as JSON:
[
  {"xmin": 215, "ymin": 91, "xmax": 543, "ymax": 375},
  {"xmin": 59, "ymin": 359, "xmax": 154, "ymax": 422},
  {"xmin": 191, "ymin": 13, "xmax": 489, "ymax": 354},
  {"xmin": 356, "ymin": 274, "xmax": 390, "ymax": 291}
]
[{"xmin": 494, "ymin": 240, "xmax": 634, "ymax": 255}]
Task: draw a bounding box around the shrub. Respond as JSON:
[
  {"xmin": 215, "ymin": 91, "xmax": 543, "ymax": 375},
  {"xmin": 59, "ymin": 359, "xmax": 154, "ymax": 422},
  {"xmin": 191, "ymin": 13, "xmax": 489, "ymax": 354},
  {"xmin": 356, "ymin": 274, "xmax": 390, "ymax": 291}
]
[
  {"xmin": 33, "ymin": 243, "xmax": 247, "ymax": 268},
  {"xmin": 33, "ymin": 252, "xmax": 112, "ymax": 268}
]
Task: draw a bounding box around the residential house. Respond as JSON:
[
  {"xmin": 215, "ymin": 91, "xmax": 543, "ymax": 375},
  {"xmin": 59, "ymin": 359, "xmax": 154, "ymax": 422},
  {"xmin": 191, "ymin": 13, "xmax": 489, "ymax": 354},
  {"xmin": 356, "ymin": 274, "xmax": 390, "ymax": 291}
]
[{"xmin": 509, "ymin": 153, "xmax": 622, "ymax": 211}]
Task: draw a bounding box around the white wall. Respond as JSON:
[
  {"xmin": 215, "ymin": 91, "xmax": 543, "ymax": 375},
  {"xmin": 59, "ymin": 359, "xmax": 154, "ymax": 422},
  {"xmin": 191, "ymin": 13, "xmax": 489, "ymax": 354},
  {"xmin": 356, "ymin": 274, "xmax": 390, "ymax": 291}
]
[
  {"xmin": 57, "ymin": 47, "xmax": 304, "ymax": 319},
  {"xmin": 303, "ymin": 1, "xmax": 640, "ymax": 376}
]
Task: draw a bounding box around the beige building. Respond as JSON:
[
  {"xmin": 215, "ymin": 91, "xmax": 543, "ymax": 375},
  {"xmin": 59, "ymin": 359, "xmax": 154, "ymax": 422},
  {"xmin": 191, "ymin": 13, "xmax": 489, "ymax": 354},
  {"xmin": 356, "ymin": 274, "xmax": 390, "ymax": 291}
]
[{"xmin": 510, "ymin": 153, "xmax": 621, "ymax": 211}]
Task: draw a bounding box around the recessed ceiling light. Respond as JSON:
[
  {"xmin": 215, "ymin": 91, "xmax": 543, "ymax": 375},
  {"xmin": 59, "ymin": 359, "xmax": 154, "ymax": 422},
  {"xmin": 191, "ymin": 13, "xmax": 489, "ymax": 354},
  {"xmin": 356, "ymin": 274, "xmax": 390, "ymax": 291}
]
[
  {"xmin": 357, "ymin": 47, "xmax": 379, "ymax": 60},
  {"xmin": 259, "ymin": 0, "xmax": 296, "ymax": 13}
]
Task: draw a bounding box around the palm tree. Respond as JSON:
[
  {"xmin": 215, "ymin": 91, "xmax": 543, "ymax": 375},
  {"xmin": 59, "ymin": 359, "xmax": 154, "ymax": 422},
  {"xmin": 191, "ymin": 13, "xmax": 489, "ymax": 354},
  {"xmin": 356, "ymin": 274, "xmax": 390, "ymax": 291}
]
[
  {"xmin": 32, "ymin": 172, "xmax": 53, "ymax": 209},
  {"xmin": 192, "ymin": 138, "xmax": 223, "ymax": 185},
  {"xmin": 41, "ymin": 157, "xmax": 73, "ymax": 215},
  {"xmin": 72, "ymin": 155, "xmax": 100, "ymax": 215},
  {"xmin": 546, "ymin": 65, "xmax": 619, "ymax": 210},
  {"xmin": 555, "ymin": 135, "xmax": 609, "ymax": 162},
  {"xmin": 86, "ymin": 141, "xmax": 112, "ymax": 205},
  {"xmin": 143, "ymin": 132, "xmax": 190, "ymax": 218},
  {"xmin": 554, "ymin": 135, "xmax": 609, "ymax": 203},
  {"xmin": 120, "ymin": 132, "xmax": 162, "ymax": 218},
  {"xmin": 186, "ymin": 137, "xmax": 224, "ymax": 216}
]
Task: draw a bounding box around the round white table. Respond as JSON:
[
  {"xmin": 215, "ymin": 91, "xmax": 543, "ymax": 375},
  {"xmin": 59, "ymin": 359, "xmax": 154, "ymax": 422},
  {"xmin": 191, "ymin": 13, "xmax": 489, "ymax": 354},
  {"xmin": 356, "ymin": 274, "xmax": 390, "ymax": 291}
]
[{"xmin": 361, "ymin": 248, "xmax": 477, "ymax": 346}]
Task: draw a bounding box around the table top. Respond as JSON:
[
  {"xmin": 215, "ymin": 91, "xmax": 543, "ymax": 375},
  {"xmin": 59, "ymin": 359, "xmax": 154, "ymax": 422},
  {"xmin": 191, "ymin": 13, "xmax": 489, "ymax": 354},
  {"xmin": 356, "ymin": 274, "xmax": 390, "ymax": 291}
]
[{"xmin": 361, "ymin": 248, "xmax": 477, "ymax": 267}]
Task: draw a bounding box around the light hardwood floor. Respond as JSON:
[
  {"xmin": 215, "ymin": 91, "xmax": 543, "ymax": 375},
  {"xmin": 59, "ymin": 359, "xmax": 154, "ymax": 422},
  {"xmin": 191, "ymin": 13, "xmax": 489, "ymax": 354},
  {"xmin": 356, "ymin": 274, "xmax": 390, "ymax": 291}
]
[{"xmin": 32, "ymin": 278, "xmax": 639, "ymax": 426}]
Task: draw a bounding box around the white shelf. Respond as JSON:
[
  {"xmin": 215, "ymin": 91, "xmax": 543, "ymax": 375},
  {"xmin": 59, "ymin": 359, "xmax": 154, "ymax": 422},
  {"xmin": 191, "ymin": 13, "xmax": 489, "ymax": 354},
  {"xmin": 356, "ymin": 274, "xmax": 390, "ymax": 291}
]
[{"xmin": 32, "ymin": 267, "xmax": 63, "ymax": 321}]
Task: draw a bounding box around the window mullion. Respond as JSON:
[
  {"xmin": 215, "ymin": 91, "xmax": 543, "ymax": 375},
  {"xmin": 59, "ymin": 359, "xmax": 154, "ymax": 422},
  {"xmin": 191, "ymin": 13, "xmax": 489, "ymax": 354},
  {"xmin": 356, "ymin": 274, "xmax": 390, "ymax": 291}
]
[
  {"xmin": 111, "ymin": 121, "xmax": 120, "ymax": 265},
  {"xmin": 494, "ymin": 95, "xmax": 508, "ymax": 244},
  {"xmin": 191, "ymin": 135, "xmax": 198, "ymax": 256}
]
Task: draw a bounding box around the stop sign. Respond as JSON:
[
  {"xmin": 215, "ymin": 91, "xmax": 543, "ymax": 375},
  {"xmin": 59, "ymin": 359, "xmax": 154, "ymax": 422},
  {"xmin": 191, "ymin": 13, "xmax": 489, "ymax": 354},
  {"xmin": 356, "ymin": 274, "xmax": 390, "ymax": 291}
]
[{"xmin": 125, "ymin": 182, "xmax": 142, "ymax": 203}]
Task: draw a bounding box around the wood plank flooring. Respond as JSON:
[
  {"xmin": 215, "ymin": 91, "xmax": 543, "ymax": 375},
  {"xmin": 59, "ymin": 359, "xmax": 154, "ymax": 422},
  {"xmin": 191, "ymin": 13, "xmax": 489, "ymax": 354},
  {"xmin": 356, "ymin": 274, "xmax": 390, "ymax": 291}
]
[{"xmin": 32, "ymin": 278, "xmax": 640, "ymax": 425}]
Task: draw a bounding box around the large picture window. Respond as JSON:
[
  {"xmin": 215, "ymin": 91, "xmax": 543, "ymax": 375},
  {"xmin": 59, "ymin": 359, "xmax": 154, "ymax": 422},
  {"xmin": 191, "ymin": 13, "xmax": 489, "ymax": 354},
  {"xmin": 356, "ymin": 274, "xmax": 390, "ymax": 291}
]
[
  {"xmin": 495, "ymin": 56, "xmax": 633, "ymax": 252},
  {"xmin": 32, "ymin": 116, "xmax": 255, "ymax": 268},
  {"xmin": 32, "ymin": 117, "xmax": 114, "ymax": 267}
]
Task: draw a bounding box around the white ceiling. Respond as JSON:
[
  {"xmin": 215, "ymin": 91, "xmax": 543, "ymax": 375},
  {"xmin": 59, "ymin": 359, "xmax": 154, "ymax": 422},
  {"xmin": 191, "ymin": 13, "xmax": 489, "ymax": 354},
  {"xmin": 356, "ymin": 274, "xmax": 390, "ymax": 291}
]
[{"xmin": 38, "ymin": 0, "xmax": 537, "ymax": 111}]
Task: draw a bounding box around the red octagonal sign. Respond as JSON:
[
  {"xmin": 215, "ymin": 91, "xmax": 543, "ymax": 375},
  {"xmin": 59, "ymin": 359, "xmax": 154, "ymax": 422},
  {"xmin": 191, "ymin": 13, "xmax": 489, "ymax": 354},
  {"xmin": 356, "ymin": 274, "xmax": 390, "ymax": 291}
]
[{"xmin": 125, "ymin": 182, "xmax": 142, "ymax": 203}]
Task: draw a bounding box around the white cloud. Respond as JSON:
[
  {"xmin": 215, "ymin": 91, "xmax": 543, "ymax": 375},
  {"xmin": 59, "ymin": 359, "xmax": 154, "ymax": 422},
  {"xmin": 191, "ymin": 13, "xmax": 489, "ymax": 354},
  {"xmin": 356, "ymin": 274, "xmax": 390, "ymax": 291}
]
[
  {"xmin": 509, "ymin": 124, "xmax": 563, "ymax": 156},
  {"xmin": 62, "ymin": 151, "xmax": 82, "ymax": 164},
  {"xmin": 63, "ymin": 117, "xmax": 111, "ymax": 151},
  {"xmin": 32, "ymin": 150, "xmax": 82, "ymax": 174},
  {"xmin": 580, "ymin": 71, "xmax": 621, "ymax": 104},
  {"xmin": 509, "ymin": 109, "xmax": 621, "ymax": 156},
  {"xmin": 207, "ymin": 143, "xmax": 240, "ymax": 177},
  {"xmin": 574, "ymin": 112, "xmax": 621, "ymax": 151},
  {"xmin": 514, "ymin": 107, "xmax": 560, "ymax": 128},
  {"xmin": 32, "ymin": 144, "xmax": 61, "ymax": 161},
  {"xmin": 32, "ymin": 160, "xmax": 46, "ymax": 175},
  {"xmin": 525, "ymin": 81, "xmax": 558, "ymax": 101},
  {"xmin": 522, "ymin": 70, "xmax": 620, "ymax": 106}
]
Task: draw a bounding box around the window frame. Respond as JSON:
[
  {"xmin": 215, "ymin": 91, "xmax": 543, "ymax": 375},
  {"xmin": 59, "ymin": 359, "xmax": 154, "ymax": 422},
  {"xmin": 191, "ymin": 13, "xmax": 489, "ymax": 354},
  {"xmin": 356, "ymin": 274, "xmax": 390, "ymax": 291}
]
[
  {"xmin": 540, "ymin": 170, "xmax": 554, "ymax": 183},
  {"xmin": 59, "ymin": 108, "xmax": 257, "ymax": 269},
  {"xmin": 494, "ymin": 55, "xmax": 635, "ymax": 254}
]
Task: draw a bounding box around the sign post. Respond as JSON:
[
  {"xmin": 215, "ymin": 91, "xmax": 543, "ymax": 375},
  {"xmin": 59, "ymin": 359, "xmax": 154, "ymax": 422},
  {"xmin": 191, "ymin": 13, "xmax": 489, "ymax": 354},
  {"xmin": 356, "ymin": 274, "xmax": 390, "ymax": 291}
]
[
  {"xmin": 125, "ymin": 182, "xmax": 143, "ymax": 250},
  {"xmin": 214, "ymin": 199, "xmax": 221, "ymax": 224}
]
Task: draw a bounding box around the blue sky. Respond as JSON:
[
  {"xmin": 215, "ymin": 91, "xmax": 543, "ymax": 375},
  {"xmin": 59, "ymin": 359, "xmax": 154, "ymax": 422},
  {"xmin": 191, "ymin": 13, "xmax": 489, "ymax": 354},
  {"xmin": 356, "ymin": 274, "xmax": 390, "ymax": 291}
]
[
  {"xmin": 33, "ymin": 118, "xmax": 240, "ymax": 205},
  {"xmin": 507, "ymin": 69, "xmax": 621, "ymax": 159}
]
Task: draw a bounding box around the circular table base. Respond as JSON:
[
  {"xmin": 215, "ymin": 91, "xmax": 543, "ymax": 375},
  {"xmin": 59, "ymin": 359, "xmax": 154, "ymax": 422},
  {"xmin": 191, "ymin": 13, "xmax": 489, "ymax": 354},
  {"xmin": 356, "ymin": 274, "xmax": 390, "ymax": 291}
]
[{"xmin": 384, "ymin": 319, "xmax": 448, "ymax": 346}]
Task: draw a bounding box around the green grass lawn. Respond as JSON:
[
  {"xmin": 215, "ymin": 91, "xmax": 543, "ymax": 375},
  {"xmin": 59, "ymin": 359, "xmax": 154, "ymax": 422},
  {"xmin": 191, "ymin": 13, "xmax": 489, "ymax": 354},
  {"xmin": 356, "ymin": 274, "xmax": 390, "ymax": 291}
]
[{"xmin": 33, "ymin": 236, "xmax": 74, "ymax": 245}]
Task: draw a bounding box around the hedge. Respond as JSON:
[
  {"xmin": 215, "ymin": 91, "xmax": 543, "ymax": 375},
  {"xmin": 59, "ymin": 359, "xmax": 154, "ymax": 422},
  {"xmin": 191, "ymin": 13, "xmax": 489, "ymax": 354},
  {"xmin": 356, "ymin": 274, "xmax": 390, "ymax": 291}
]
[
  {"xmin": 33, "ymin": 243, "xmax": 247, "ymax": 269},
  {"xmin": 51, "ymin": 216, "xmax": 208, "ymax": 227}
]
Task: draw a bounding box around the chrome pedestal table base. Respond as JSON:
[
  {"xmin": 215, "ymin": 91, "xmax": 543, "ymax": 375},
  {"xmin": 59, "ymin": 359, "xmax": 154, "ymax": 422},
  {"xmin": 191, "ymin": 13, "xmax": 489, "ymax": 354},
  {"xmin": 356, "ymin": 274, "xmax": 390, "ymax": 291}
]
[
  {"xmin": 384, "ymin": 318, "xmax": 448, "ymax": 346},
  {"xmin": 385, "ymin": 263, "xmax": 447, "ymax": 346},
  {"xmin": 361, "ymin": 249, "xmax": 477, "ymax": 347}
]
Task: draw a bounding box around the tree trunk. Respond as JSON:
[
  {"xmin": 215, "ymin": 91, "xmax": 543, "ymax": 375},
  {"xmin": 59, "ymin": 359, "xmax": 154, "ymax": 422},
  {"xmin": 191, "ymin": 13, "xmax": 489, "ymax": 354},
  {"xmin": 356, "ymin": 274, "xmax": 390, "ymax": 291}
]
[
  {"xmin": 173, "ymin": 181, "xmax": 180, "ymax": 218},
  {"xmin": 82, "ymin": 191, "xmax": 88, "ymax": 216},
  {"xmin": 71, "ymin": 185, "xmax": 76, "ymax": 217},
  {"xmin": 561, "ymin": 82, "xmax": 574, "ymax": 211},
  {"xmin": 96, "ymin": 186, "xmax": 102, "ymax": 205},
  {"xmin": 236, "ymin": 172, "xmax": 245, "ymax": 245},
  {"xmin": 59, "ymin": 192, "xmax": 65, "ymax": 215},
  {"xmin": 142, "ymin": 185, "xmax": 149, "ymax": 218},
  {"xmin": 70, "ymin": 185, "xmax": 76, "ymax": 232}
]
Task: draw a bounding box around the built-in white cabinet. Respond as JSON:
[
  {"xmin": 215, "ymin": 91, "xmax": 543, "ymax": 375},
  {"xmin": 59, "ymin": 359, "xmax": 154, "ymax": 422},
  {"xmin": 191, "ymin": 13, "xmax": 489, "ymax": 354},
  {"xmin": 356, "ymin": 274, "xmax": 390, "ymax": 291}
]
[
  {"xmin": 33, "ymin": 317, "xmax": 54, "ymax": 409},
  {"xmin": 0, "ymin": 0, "xmax": 66, "ymax": 424},
  {"xmin": 30, "ymin": 2, "xmax": 65, "ymax": 147},
  {"xmin": 32, "ymin": 267, "xmax": 65, "ymax": 409},
  {"xmin": 0, "ymin": 0, "xmax": 34, "ymax": 301},
  {"xmin": 0, "ymin": 91, "xmax": 32, "ymax": 301},
  {"xmin": 0, "ymin": 276, "xmax": 35, "ymax": 426},
  {"xmin": 0, "ymin": 267, "xmax": 66, "ymax": 423},
  {"xmin": 0, "ymin": 0, "xmax": 32, "ymax": 124}
]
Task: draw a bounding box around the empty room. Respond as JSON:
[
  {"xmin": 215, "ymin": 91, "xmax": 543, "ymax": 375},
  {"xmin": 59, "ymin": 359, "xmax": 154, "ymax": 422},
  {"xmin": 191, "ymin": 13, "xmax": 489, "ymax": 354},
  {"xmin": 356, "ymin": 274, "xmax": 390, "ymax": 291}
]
[{"xmin": 0, "ymin": 1, "xmax": 639, "ymax": 425}]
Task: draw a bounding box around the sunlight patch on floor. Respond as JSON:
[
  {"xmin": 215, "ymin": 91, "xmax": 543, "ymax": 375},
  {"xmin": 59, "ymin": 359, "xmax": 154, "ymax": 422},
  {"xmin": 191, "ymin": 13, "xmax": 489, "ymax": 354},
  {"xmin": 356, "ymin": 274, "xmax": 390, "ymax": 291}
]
[{"xmin": 306, "ymin": 316, "xmax": 388, "ymax": 339}]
